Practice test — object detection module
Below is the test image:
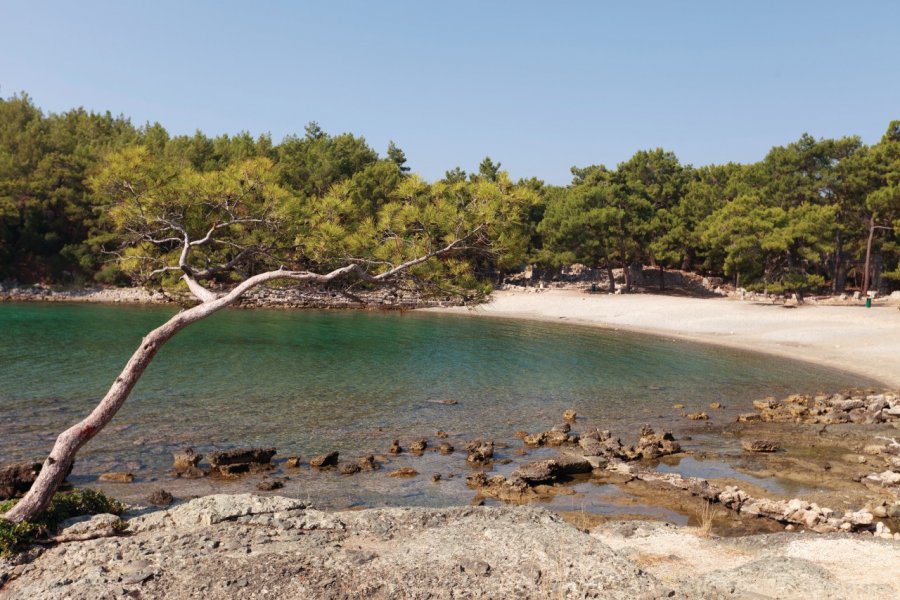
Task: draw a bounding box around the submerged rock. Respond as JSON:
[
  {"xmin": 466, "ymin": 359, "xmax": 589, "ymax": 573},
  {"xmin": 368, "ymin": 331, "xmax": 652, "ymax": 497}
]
[
  {"xmin": 98, "ymin": 471, "xmax": 134, "ymax": 483},
  {"xmin": 388, "ymin": 440, "xmax": 403, "ymax": 455},
  {"xmin": 409, "ymin": 439, "xmax": 428, "ymax": 453},
  {"xmin": 256, "ymin": 478, "xmax": 285, "ymax": 491},
  {"xmin": 742, "ymin": 440, "xmax": 781, "ymax": 453},
  {"xmin": 389, "ymin": 467, "xmax": 418, "ymax": 478},
  {"xmin": 438, "ymin": 442, "xmax": 454, "ymax": 455},
  {"xmin": 357, "ymin": 455, "xmax": 381, "ymax": 471},
  {"xmin": 339, "ymin": 463, "xmax": 362, "ymax": 475}
]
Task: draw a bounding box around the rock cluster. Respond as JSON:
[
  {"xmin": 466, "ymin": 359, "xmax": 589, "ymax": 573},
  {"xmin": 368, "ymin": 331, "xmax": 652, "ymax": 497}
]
[
  {"xmin": 747, "ymin": 391, "xmax": 900, "ymax": 425},
  {"xmin": 468, "ymin": 425, "xmax": 681, "ymax": 502},
  {"xmin": 579, "ymin": 426, "xmax": 680, "ymax": 462},
  {"xmin": 521, "ymin": 423, "xmax": 579, "ymax": 447},
  {"xmin": 628, "ymin": 466, "xmax": 900, "ymax": 537}
]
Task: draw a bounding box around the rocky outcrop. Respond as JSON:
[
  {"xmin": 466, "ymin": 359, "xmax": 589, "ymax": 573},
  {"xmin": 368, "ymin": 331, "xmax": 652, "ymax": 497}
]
[
  {"xmin": 747, "ymin": 391, "xmax": 900, "ymax": 425},
  {"xmin": 1, "ymin": 495, "xmax": 676, "ymax": 599}
]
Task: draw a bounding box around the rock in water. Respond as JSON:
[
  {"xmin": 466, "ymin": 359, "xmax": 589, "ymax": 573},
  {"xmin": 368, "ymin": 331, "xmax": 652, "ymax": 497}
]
[
  {"xmin": 171, "ymin": 448, "xmax": 203, "ymax": 471},
  {"xmin": 357, "ymin": 455, "xmax": 380, "ymax": 471},
  {"xmin": 98, "ymin": 471, "xmax": 134, "ymax": 483},
  {"xmin": 741, "ymin": 440, "xmax": 781, "ymax": 453},
  {"xmin": 207, "ymin": 447, "xmax": 276, "ymax": 468},
  {"xmin": 256, "ymin": 478, "xmax": 285, "ymax": 491},
  {"xmin": 466, "ymin": 440, "xmax": 495, "ymax": 464},
  {"xmin": 510, "ymin": 459, "xmax": 561, "ymax": 485},
  {"xmin": 147, "ymin": 488, "xmax": 174, "ymax": 506},
  {"xmin": 339, "ymin": 463, "xmax": 362, "ymax": 475},
  {"xmin": 388, "ymin": 440, "xmax": 403, "ymax": 454},
  {"xmin": 389, "ymin": 467, "xmax": 418, "ymax": 478},
  {"xmin": 409, "ymin": 439, "xmax": 428, "ymax": 453},
  {"xmin": 309, "ymin": 452, "xmax": 339, "ymax": 468}
]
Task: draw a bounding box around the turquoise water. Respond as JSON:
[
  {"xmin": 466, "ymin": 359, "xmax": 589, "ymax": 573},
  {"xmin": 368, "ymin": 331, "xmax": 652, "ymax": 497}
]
[{"xmin": 0, "ymin": 302, "xmax": 877, "ymax": 508}]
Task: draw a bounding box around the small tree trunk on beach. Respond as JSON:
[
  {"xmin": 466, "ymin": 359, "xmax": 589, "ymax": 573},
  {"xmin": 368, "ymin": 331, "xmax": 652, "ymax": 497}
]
[
  {"xmin": 862, "ymin": 215, "xmax": 876, "ymax": 297},
  {"xmin": 604, "ymin": 248, "xmax": 616, "ymax": 293}
]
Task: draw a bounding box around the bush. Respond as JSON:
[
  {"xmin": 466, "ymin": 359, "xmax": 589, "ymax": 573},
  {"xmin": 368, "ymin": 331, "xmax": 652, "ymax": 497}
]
[{"xmin": 0, "ymin": 489, "xmax": 124, "ymax": 556}]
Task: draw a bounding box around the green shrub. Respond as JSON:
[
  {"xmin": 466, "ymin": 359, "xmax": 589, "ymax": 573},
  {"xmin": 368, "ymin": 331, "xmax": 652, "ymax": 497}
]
[{"xmin": 0, "ymin": 489, "xmax": 124, "ymax": 556}]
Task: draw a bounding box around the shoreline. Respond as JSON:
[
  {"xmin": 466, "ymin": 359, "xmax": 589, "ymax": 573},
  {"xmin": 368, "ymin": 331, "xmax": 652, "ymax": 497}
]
[{"xmin": 426, "ymin": 288, "xmax": 900, "ymax": 388}]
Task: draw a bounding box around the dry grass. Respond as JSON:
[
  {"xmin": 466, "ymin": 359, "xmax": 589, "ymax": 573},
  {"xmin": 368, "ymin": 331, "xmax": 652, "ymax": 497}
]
[{"xmin": 695, "ymin": 499, "xmax": 716, "ymax": 538}]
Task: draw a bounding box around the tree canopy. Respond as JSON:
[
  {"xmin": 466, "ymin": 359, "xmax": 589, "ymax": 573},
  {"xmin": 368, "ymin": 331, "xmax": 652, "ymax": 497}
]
[{"xmin": 1, "ymin": 92, "xmax": 899, "ymax": 294}]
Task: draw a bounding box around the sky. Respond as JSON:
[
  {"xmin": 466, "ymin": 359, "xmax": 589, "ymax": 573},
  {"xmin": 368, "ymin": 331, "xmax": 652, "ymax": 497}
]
[{"xmin": 1, "ymin": 1, "xmax": 898, "ymax": 184}]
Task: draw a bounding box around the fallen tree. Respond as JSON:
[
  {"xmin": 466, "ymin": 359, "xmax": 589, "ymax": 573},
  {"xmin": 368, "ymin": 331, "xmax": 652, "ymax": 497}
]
[{"xmin": 3, "ymin": 148, "xmax": 529, "ymax": 523}]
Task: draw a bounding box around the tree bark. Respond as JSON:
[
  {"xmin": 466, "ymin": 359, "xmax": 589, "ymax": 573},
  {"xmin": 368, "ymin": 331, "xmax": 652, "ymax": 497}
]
[
  {"xmin": 603, "ymin": 247, "xmax": 615, "ymax": 293},
  {"xmin": 619, "ymin": 240, "xmax": 631, "ymax": 292},
  {"xmin": 831, "ymin": 233, "xmax": 844, "ymax": 294},
  {"xmin": 862, "ymin": 215, "xmax": 876, "ymax": 296},
  {"xmin": 3, "ymin": 247, "xmax": 466, "ymax": 523}
]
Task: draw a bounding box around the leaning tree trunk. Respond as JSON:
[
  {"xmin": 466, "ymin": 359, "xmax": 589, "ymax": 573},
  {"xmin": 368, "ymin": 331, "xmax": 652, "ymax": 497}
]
[
  {"xmin": 2, "ymin": 242, "xmax": 468, "ymax": 523},
  {"xmin": 2, "ymin": 291, "xmax": 234, "ymax": 522}
]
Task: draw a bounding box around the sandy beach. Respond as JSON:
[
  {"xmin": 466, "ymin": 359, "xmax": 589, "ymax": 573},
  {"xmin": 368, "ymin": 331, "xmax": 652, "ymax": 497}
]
[{"xmin": 430, "ymin": 289, "xmax": 900, "ymax": 387}]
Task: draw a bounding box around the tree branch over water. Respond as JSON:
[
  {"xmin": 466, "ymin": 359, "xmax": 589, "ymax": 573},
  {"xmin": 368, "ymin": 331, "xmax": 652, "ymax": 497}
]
[{"xmin": 2, "ymin": 149, "xmax": 529, "ymax": 523}]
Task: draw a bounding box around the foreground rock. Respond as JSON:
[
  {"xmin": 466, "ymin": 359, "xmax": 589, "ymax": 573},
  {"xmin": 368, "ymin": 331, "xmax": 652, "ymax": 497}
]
[
  {"xmin": 5, "ymin": 494, "xmax": 899, "ymax": 599},
  {"xmin": 0, "ymin": 495, "xmax": 673, "ymax": 599},
  {"xmin": 595, "ymin": 520, "xmax": 900, "ymax": 600}
]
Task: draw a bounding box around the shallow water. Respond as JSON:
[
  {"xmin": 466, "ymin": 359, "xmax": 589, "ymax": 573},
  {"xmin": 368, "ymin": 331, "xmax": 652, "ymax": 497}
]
[{"xmin": 0, "ymin": 302, "xmax": 878, "ymax": 514}]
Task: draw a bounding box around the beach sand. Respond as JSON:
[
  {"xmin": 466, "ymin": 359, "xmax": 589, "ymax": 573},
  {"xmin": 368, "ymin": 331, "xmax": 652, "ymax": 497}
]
[{"xmin": 429, "ymin": 289, "xmax": 900, "ymax": 387}]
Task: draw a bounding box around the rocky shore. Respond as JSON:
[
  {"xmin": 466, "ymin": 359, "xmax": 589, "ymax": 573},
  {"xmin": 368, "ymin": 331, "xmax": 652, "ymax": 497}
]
[
  {"xmin": 2, "ymin": 494, "xmax": 898, "ymax": 599},
  {"xmin": 0, "ymin": 282, "xmax": 463, "ymax": 310}
]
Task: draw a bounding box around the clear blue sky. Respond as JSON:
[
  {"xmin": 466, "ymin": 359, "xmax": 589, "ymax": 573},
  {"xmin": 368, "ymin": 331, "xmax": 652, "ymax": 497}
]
[{"xmin": 2, "ymin": 1, "xmax": 898, "ymax": 184}]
